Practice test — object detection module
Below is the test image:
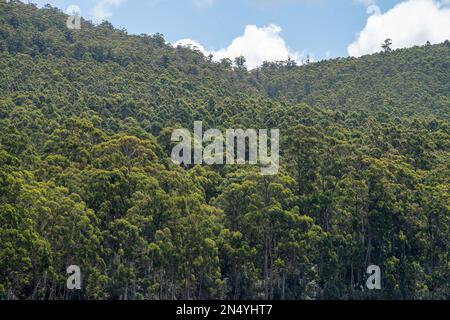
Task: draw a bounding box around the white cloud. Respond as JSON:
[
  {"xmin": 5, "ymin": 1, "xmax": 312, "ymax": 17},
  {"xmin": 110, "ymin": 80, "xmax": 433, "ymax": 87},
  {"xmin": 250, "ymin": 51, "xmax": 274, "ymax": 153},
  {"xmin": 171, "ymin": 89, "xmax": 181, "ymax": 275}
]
[
  {"xmin": 66, "ymin": 5, "xmax": 81, "ymax": 16},
  {"xmin": 90, "ymin": 0, "xmax": 126, "ymax": 23},
  {"xmin": 348, "ymin": 0, "xmax": 450, "ymax": 57},
  {"xmin": 174, "ymin": 24, "xmax": 307, "ymax": 69},
  {"xmin": 173, "ymin": 38, "xmax": 208, "ymax": 53}
]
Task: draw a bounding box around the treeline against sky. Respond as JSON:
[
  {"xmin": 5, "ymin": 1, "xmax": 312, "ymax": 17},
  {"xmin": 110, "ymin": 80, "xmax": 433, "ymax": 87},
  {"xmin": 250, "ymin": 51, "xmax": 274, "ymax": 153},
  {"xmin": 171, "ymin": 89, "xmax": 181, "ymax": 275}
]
[{"xmin": 0, "ymin": 1, "xmax": 449, "ymax": 300}]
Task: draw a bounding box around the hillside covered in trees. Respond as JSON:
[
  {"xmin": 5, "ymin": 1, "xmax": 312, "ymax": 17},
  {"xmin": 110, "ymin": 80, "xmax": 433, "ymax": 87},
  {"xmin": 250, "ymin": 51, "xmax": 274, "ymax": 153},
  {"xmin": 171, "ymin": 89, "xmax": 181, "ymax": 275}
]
[{"xmin": 0, "ymin": 1, "xmax": 448, "ymax": 300}]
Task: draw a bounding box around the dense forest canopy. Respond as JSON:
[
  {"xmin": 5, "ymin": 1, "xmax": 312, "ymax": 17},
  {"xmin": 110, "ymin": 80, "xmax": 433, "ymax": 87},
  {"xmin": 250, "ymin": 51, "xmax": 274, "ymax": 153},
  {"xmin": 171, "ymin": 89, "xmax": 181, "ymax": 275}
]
[{"xmin": 0, "ymin": 1, "xmax": 449, "ymax": 300}]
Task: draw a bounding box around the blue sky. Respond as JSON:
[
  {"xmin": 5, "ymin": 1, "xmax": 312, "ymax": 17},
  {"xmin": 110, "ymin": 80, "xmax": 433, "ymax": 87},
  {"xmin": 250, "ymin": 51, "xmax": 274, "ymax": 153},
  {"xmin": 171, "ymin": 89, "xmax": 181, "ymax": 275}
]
[{"xmin": 35, "ymin": 0, "xmax": 450, "ymax": 68}]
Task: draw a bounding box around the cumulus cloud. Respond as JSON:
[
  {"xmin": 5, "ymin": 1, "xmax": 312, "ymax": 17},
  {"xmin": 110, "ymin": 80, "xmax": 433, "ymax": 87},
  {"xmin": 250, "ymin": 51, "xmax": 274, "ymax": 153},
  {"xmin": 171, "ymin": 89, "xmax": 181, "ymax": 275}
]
[
  {"xmin": 173, "ymin": 38, "xmax": 208, "ymax": 53},
  {"xmin": 174, "ymin": 24, "xmax": 307, "ymax": 69},
  {"xmin": 66, "ymin": 5, "xmax": 81, "ymax": 16},
  {"xmin": 90, "ymin": 0, "xmax": 126, "ymax": 23},
  {"xmin": 348, "ymin": 0, "xmax": 450, "ymax": 57}
]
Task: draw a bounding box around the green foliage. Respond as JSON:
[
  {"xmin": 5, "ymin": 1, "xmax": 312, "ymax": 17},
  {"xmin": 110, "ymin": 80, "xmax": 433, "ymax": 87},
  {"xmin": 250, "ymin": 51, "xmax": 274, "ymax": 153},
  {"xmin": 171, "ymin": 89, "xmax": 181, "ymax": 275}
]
[{"xmin": 0, "ymin": 1, "xmax": 448, "ymax": 300}]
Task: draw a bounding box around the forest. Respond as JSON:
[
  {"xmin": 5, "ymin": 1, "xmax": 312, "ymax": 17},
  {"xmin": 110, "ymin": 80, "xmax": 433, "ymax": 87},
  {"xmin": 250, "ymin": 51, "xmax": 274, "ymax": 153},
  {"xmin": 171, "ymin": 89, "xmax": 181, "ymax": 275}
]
[{"xmin": 0, "ymin": 1, "xmax": 448, "ymax": 300}]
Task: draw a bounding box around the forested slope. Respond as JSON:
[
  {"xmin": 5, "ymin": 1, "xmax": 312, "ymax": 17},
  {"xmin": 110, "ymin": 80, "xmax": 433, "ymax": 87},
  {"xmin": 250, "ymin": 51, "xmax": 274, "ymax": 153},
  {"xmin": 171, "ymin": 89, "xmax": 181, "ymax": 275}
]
[
  {"xmin": 256, "ymin": 43, "xmax": 450, "ymax": 119},
  {"xmin": 0, "ymin": 1, "xmax": 448, "ymax": 300}
]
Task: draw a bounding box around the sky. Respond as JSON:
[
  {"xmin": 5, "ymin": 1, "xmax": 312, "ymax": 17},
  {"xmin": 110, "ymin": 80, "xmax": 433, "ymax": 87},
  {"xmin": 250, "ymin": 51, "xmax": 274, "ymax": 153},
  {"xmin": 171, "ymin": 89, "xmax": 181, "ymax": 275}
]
[{"xmin": 33, "ymin": 0, "xmax": 450, "ymax": 68}]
